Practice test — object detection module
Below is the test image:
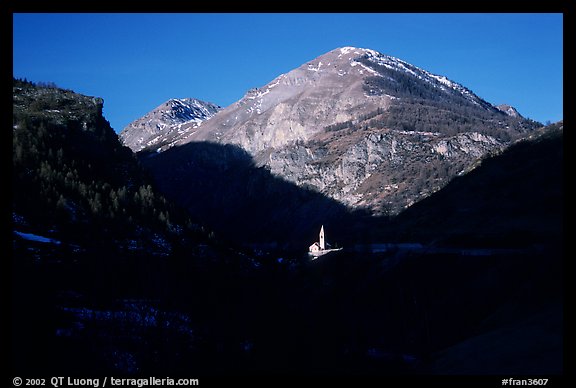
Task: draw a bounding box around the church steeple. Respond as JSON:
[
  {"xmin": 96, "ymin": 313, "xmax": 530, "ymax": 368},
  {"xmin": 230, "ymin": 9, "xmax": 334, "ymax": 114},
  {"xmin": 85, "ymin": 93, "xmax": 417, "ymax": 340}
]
[{"xmin": 309, "ymin": 225, "xmax": 342, "ymax": 258}]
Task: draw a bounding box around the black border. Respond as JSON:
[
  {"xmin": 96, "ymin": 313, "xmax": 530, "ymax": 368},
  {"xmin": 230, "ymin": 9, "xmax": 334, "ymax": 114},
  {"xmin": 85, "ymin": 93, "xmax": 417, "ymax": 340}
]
[{"xmin": 4, "ymin": 4, "xmax": 571, "ymax": 385}]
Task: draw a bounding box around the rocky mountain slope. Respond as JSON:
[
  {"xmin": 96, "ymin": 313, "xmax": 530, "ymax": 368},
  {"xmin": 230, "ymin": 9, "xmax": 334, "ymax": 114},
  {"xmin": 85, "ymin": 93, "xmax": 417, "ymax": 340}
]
[
  {"xmin": 175, "ymin": 46, "xmax": 505, "ymax": 151},
  {"xmin": 136, "ymin": 47, "xmax": 540, "ymax": 221},
  {"xmin": 119, "ymin": 98, "xmax": 221, "ymax": 152}
]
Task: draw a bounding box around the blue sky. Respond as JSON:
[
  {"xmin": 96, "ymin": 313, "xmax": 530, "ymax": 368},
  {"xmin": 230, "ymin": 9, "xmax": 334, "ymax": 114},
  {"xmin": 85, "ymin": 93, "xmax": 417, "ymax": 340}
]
[{"xmin": 13, "ymin": 13, "xmax": 563, "ymax": 132}]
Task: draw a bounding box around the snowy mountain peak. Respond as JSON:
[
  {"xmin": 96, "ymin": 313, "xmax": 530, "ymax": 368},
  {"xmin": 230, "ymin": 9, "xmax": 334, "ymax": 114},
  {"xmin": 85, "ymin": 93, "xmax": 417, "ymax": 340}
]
[
  {"xmin": 164, "ymin": 46, "xmax": 524, "ymax": 157},
  {"xmin": 119, "ymin": 98, "xmax": 221, "ymax": 152},
  {"xmin": 297, "ymin": 47, "xmax": 486, "ymax": 109},
  {"xmin": 333, "ymin": 46, "xmax": 380, "ymax": 56},
  {"xmin": 161, "ymin": 98, "xmax": 219, "ymax": 123}
]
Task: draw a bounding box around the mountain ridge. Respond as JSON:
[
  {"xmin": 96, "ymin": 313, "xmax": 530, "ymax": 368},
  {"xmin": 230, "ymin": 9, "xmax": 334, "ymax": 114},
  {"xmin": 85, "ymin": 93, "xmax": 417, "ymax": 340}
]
[{"xmin": 131, "ymin": 46, "xmax": 541, "ymax": 216}]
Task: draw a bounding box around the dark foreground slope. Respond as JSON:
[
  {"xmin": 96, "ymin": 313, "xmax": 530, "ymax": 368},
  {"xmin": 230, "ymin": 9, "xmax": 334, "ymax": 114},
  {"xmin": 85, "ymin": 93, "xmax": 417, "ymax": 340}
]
[
  {"xmin": 137, "ymin": 119, "xmax": 566, "ymax": 378},
  {"xmin": 371, "ymin": 122, "xmax": 565, "ymax": 374},
  {"xmin": 11, "ymin": 79, "xmax": 234, "ymax": 374},
  {"xmin": 11, "ymin": 79, "xmax": 563, "ymax": 376}
]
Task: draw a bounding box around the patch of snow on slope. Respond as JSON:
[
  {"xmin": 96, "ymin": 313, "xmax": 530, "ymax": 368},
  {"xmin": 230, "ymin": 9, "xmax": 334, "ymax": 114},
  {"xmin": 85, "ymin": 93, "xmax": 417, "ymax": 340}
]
[
  {"xmin": 307, "ymin": 61, "xmax": 323, "ymax": 72},
  {"xmin": 339, "ymin": 47, "xmax": 355, "ymax": 56},
  {"xmin": 15, "ymin": 231, "xmax": 61, "ymax": 245}
]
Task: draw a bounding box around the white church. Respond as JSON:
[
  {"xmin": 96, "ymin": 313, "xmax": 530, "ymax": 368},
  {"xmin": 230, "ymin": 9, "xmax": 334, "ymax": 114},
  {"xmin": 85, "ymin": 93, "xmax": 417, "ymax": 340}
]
[{"xmin": 308, "ymin": 225, "xmax": 342, "ymax": 258}]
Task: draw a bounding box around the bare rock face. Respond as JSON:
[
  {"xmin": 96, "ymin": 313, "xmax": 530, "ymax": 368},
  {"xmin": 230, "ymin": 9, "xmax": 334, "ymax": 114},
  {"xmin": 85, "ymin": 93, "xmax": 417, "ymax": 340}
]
[
  {"xmin": 496, "ymin": 104, "xmax": 521, "ymax": 118},
  {"xmin": 267, "ymin": 129, "xmax": 508, "ymax": 215},
  {"xmin": 132, "ymin": 47, "xmax": 540, "ymax": 216},
  {"xmin": 119, "ymin": 98, "xmax": 221, "ymax": 152}
]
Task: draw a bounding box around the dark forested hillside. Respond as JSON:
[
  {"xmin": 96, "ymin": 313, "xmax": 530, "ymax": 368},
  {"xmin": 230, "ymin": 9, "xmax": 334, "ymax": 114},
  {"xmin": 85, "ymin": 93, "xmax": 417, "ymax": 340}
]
[
  {"xmin": 11, "ymin": 79, "xmax": 234, "ymax": 375},
  {"xmin": 383, "ymin": 122, "xmax": 564, "ymax": 248},
  {"xmin": 12, "ymin": 78, "xmax": 209, "ymax": 253}
]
